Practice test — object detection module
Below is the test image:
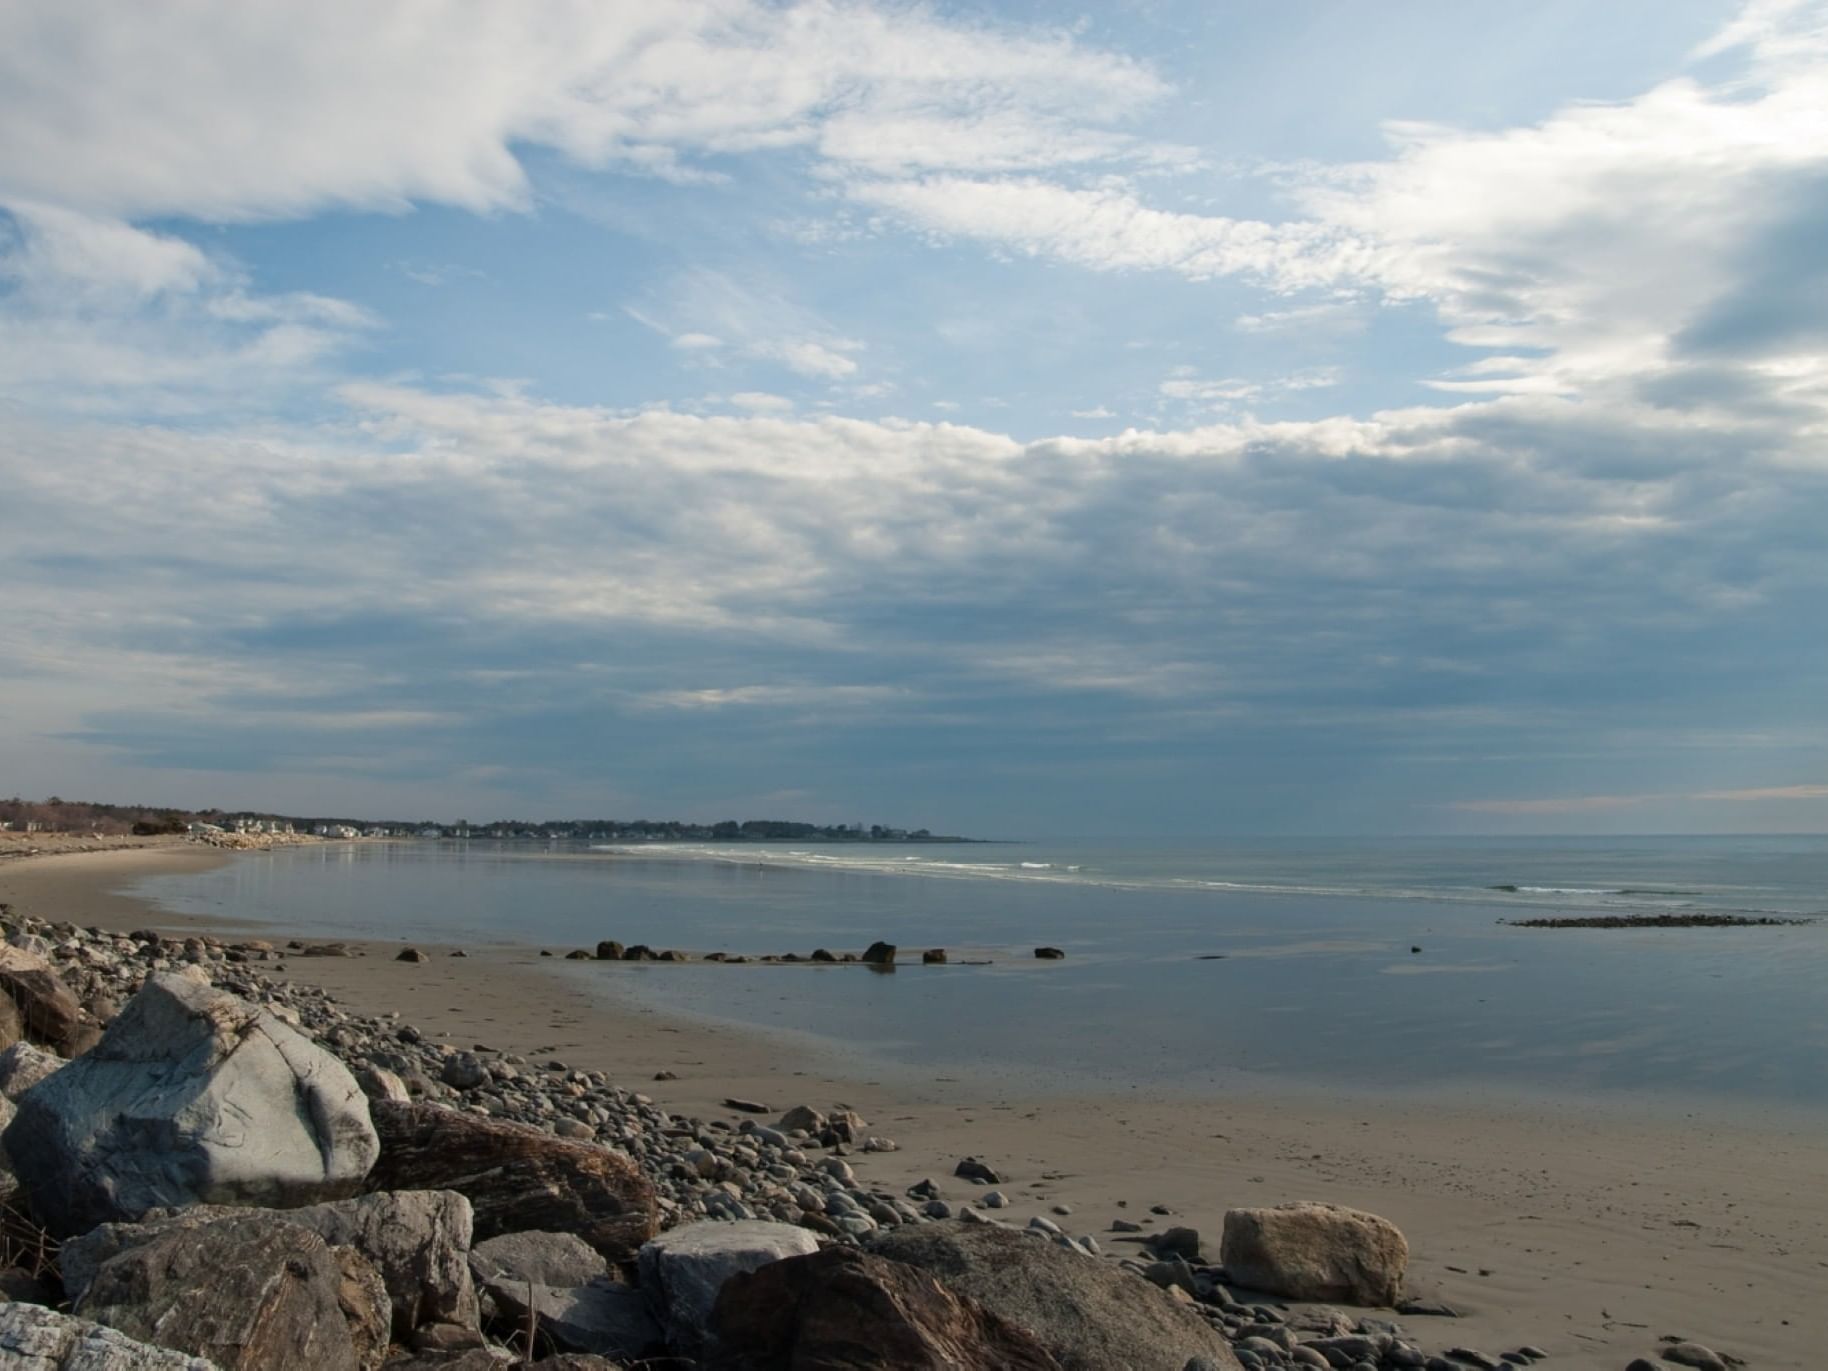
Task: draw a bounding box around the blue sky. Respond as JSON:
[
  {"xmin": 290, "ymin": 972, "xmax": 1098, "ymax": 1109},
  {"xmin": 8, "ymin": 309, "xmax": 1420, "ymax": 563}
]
[{"xmin": 3, "ymin": 0, "xmax": 1827, "ymax": 834}]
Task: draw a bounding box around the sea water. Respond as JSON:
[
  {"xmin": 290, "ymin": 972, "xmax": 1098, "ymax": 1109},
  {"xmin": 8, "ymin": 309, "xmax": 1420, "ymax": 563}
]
[{"xmin": 128, "ymin": 835, "xmax": 1828, "ymax": 1110}]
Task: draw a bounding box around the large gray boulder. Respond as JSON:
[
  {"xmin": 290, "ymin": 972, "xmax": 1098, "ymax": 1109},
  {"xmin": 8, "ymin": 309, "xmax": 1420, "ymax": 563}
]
[
  {"xmin": 870, "ymin": 1220, "xmax": 1242, "ymax": 1371},
  {"xmin": 637, "ymin": 1219, "xmax": 820, "ymax": 1356},
  {"xmin": 1, "ymin": 971, "xmax": 379, "ymax": 1237},
  {"xmin": 63, "ymin": 1190, "xmax": 479, "ymax": 1344},
  {"xmin": 73, "ymin": 1213, "xmax": 387, "ymax": 1370},
  {"xmin": 0, "ymin": 1301, "xmax": 217, "ymax": 1370},
  {"xmin": 1220, "ymin": 1202, "xmax": 1408, "ymax": 1306}
]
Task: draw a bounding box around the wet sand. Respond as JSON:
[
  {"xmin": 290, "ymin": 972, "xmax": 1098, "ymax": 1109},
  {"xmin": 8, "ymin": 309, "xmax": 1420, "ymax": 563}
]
[{"xmin": 2, "ymin": 845, "xmax": 1822, "ymax": 1369}]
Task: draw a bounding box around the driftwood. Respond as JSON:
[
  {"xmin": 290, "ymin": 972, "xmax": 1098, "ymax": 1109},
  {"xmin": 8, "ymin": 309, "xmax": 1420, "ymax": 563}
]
[{"xmin": 366, "ymin": 1102, "xmax": 658, "ymax": 1262}]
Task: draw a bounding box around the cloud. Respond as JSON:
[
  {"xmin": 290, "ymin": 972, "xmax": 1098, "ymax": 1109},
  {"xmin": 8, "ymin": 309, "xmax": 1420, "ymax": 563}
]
[
  {"xmin": 0, "ymin": 2, "xmax": 1166, "ymax": 222},
  {"xmin": 1451, "ymin": 784, "xmax": 1828, "ymax": 814},
  {"xmin": 755, "ymin": 338, "xmax": 861, "ymax": 379}
]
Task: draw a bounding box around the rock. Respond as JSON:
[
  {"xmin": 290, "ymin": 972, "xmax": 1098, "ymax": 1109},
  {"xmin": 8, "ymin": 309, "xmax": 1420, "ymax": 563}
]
[
  {"xmin": 1156, "ymin": 1226, "xmax": 1201, "ymax": 1259},
  {"xmin": 1626, "ymin": 1361, "xmax": 1660, "ymax": 1371},
  {"xmin": 860, "ymin": 941, "xmax": 896, "ymax": 966},
  {"xmin": 0, "ymin": 1042, "xmax": 63, "ymax": 1101},
  {"xmin": 470, "ymin": 1231, "xmax": 607, "ymax": 1290},
  {"xmin": 722, "ymin": 1098, "xmax": 770, "ymax": 1114},
  {"xmin": 637, "ymin": 1219, "xmax": 820, "ymax": 1356},
  {"xmin": 1033, "ymin": 947, "xmax": 1065, "ymax": 959},
  {"xmin": 0, "ymin": 944, "xmax": 92, "ymax": 1055},
  {"xmin": 709, "ymin": 1243, "xmax": 1062, "ymax": 1370},
  {"xmin": 74, "ymin": 1212, "xmax": 385, "ymax": 1370},
  {"xmin": 0, "ymin": 1302, "xmax": 217, "ymax": 1369},
  {"xmin": 484, "ymin": 1280, "xmax": 660, "ymax": 1361},
  {"xmin": 3, "ymin": 971, "xmax": 379, "ymax": 1237},
  {"xmin": 355, "ymin": 1065, "xmax": 411, "ymax": 1105},
  {"xmin": 869, "ymin": 1220, "xmax": 1243, "ymax": 1371},
  {"xmin": 922, "ymin": 948, "xmax": 947, "ymax": 964},
  {"xmin": 0, "ymin": 998, "xmax": 20, "ymax": 1054},
  {"xmin": 1395, "ymin": 1298, "xmax": 1458, "ymax": 1318},
  {"xmin": 396, "ymin": 948, "xmax": 427, "ymax": 963},
  {"xmin": 63, "ymin": 1191, "xmax": 480, "ymax": 1344},
  {"xmin": 442, "ymin": 1053, "xmax": 488, "ymax": 1090},
  {"xmin": 595, "ymin": 941, "xmax": 624, "ymax": 960},
  {"xmin": 366, "ymin": 1102, "xmax": 658, "ymax": 1262},
  {"xmin": 564, "ymin": 949, "xmax": 592, "ymax": 960},
  {"xmin": 1220, "ymin": 1204, "xmax": 1407, "ymax": 1306},
  {"xmin": 1662, "ymin": 1344, "xmax": 1729, "ymax": 1371},
  {"xmin": 954, "ymin": 1156, "xmax": 1001, "ymax": 1184},
  {"xmin": 778, "ymin": 1105, "xmax": 827, "ymax": 1133}
]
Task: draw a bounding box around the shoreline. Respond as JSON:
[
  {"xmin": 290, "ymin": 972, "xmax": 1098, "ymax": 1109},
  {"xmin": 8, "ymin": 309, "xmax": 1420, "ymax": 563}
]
[{"xmin": 1, "ymin": 846, "xmax": 1822, "ymax": 1367}]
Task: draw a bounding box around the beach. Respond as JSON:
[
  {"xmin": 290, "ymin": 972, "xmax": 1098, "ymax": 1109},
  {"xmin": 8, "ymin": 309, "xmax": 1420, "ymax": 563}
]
[{"xmin": 2, "ymin": 843, "xmax": 1823, "ymax": 1368}]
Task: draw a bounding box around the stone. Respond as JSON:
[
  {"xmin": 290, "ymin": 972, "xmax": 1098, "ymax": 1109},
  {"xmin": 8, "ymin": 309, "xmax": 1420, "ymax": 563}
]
[
  {"xmin": 0, "ymin": 945, "xmax": 92, "ymax": 1055},
  {"xmin": 470, "ymin": 1231, "xmax": 608, "ymax": 1290},
  {"xmin": 954, "ymin": 1156, "xmax": 1001, "ymax": 1184},
  {"xmin": 778, "ymin": 1104, "xmax": 827, "ymax": 1133},
  {"xmin": 366, "ymin": 1102, "xmax": 658, "ymax": 1262},
  {"xmin": 442, "ymin": 1052, "xmax": 488, "ymax": 1090},
  {"xmin": 2, "ymin": 972, "xmax": 379, "ymax": 1238},
  {"xmin": 1221, "ymin": 1204, "xmax": 1408, "ymax": 1307},
  {"xmin": 1662, "ymin": 1344, "xmax": 1729, "ymax": 1371},
  {"xmin": 355, "ymin": 1065, "xmax": 411, "ymax": 1105},
  {"xmin": 922, "ymin": 948, "xmax": 947, "ymax": 964},
  {"xmin": 0, "ymin": 1042, "xmax": 63, "ymax": 1100},
  {"xmin": 396, "ymin": 948, "xmax": 427, "ymax": 963},
  {"xmin": 594, "ymin": 941, "xmax": 624, "ymax": 960},
  {"xmin": 1156, "ymin": 1225, "xmax": 1201, "ymax": 1259},
  {"xmin": 1033, "ymin": 947, "xmax": 1065, "ymax": 959},
  {"xmin": 0, "ymin": 998, "xmax": 20, "ymax": 1054},
  {"xmin": 637, "ymin": 1219, "xmax": 820, "ymax": 1356},
  {"xmin": 63, "ymin": 1190, "xmax": 480, "ymax": 1344},
  {"xmin": 484, "ymin": 1280, "xmax": 660, "ymax": 1361},
  {"xmin": 564, "ymin": 949, "xmax": 591, "ymax": 960},
  {"xmin": 74, "ymin": 1212, "xmax": 384, "ymax": 1370},
  {"xmin": 723, "ymin": 1097, "xmax": 769, "ymax": 1114},
  {"xmin": 709, "ymin": 1244, "xmax": 1062, "ymax": 1370},
  {"xmin": 869, "ymin": 1220, "xmax": 1243, "ymax": 1371},
  {"xmin": 0, "ymin": 1302, "xmax": 216, "ymax": 1369},
  {"xmin": 860, "ymin": 941, "xmax": 896, "ymax": 965}
]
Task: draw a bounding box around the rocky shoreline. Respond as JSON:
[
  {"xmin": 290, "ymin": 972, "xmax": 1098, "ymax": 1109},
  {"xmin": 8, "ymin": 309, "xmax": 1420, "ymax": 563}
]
[{"xmin": 0, "ymin": 905, "xmax": 1750, "ymax": 1371}]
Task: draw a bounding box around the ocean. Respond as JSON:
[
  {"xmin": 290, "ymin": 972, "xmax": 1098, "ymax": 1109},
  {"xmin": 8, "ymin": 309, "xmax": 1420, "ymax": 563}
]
[{"xmin": 127, "ymin": 834, "xmax": 1828, "ymax": 1111}]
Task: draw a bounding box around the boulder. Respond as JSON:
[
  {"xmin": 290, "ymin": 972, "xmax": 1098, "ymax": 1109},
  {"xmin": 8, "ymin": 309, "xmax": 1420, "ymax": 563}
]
[
  {"xmin": 0, "ymin": 945, "xmax": 92, "ymax": 1055},
  {"xmin": 366, "ymin": 1102, "xmax": 658, "ymax": 1261},
  {"xmin": 594, "ymin": 941, "xmax": 624, "ymax": 961},
  {"xmin": 0, "ymin": 1302, "xmax": 216, "ymax": 1369},
  {"xmin": 0, "ymin": 996, "xmax": 21, "ymax": 1053},
  {"xmin": 483, "ymin": 1279, "xmax": 661, "ymax": 1361},
  {"xmin": 637, "ymin": 1219, "xmax": 820, "ymax": 1355},
  {"xmin": 74, "ymin": 1212, "xmax": 386, "ymax": 1370},
  {"xmin": 869, "ymin": 1220, "xmax": 1242, "ymax": 1371},
  {"xmin": 1220, "ymin": 1203, "xmax": 1408, "ymax": 1307},
  {"xmin": 1, "ymin": 972, "xmax": 379, "ymax": 1237},
  {"xmin": 1033, "ymin": 947, "xmax": 1065, "ymax": 960},
  {"xmin": 922, "ymin": 948, "xmax": 947, "ymax": 964},
  {"xmin": 710, "ymin": 1244, "xmax": 1062, "ymax": 1370},
  {"xmin": 66, "ymin": 1190, "xmax": 480, "ymax": 1343},
  {"xmin": 470, "ymin": 1231, "xmax": 608, "ymax": 1290},
  {"xmin": 860, "ymin": 941, "xmax": 896, "ymax": 966},
  {"xmin": 355, "ymin": 1065, "xmax": 411, "ymax": 1105},
  {"xmin": 777, "ymin": 1105, "xmax": 827, "ymax": 1134}
]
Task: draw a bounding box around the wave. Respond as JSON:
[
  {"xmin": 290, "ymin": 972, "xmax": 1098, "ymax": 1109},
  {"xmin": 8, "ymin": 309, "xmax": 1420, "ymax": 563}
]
[{"xmin": 584, "ymin": 844, "xmax": 1817, "ymax": 919}]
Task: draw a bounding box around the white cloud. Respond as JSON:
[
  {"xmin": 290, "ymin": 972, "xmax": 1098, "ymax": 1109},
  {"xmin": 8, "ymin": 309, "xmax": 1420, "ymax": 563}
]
[
  {"xmin": 0, "ymin": 2, "xmax": 1167, "ymax": 222},
  {"xmin": 1070, "ymin": 405, "xmax": 1115, "ymax": 419},
  {"xmin": 755, "ymin": 338, "xmax": 861, "ymax": 379},
  {"xmin": 671, "ymin": 331, "xmax": 724, "ymax": 350},
  {"xmin": 725, "ymin": 391, "xmax": 794, "ymax": 413}
]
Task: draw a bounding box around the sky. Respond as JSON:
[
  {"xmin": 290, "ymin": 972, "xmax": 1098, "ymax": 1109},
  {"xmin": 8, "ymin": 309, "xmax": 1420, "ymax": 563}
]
[{"xmin": 2, "ymin": 0, "xmax": 1827, "ymax": 836}]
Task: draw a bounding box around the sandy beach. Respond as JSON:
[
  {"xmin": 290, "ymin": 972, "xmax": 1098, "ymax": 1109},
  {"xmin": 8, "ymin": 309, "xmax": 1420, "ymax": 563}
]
[{"xmin": 2, "ymin": 844, "xmax": 1822, "ymax": 1369}]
